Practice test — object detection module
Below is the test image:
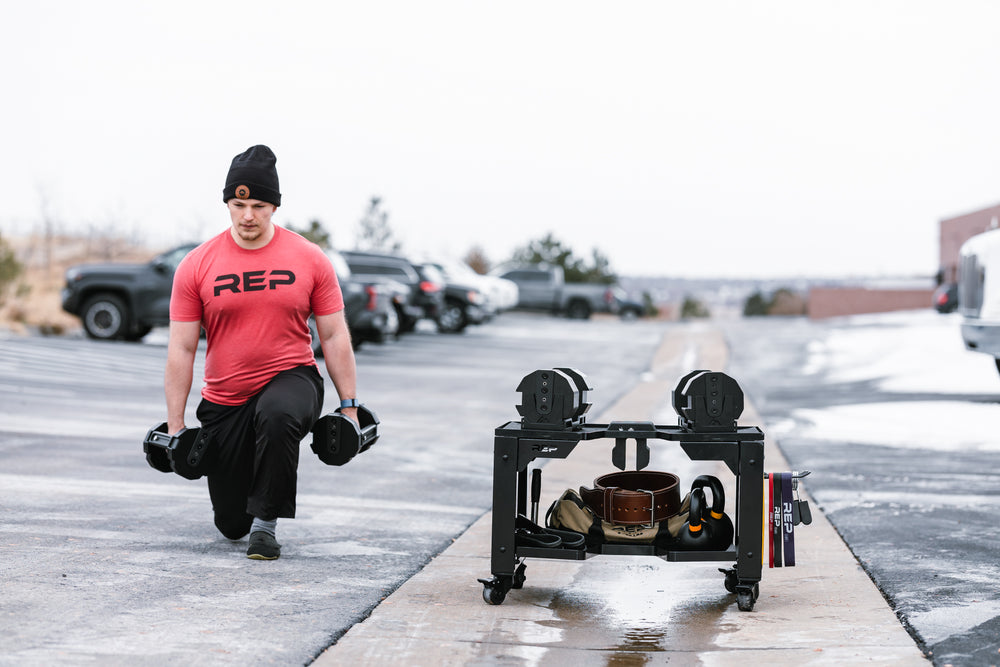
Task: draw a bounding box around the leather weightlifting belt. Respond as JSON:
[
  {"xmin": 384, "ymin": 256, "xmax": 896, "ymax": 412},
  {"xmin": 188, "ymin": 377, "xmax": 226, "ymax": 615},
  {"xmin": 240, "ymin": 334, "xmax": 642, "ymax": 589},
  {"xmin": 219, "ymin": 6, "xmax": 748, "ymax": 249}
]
[{"xmin": 579, "ymin": 471, "xmax": 682, "ymax": 526}]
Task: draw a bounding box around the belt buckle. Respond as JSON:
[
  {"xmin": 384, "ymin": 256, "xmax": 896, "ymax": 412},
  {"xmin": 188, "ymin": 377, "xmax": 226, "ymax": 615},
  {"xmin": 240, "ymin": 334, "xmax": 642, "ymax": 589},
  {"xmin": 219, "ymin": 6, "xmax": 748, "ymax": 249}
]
[{"xmin": 637, "ymin": 488, "xmax": 656, "ymax": 529}]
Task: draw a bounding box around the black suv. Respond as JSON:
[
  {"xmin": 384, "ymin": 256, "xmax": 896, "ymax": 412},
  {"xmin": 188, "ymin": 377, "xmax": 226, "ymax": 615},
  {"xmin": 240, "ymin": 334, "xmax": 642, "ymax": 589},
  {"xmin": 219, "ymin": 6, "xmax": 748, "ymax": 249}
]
[
  {"xmin": 416, "ymin": 262, "xmax": 486, "ymax": 333},
  {"xmin": 61, "ymin": 243, "xmax": 400, "ymax": 349},
  {"xmin": 320, "ymin": 249, "xmax": 402, "ymax": 349},
  {"xmin": 341, "ymin": 250, "xmax": 445, "ymax": 333}
]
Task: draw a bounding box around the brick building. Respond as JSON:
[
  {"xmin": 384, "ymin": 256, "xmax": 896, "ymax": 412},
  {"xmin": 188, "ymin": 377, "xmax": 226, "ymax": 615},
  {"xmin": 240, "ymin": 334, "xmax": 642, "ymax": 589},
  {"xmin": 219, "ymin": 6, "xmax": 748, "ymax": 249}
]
[
  {"xmin": 807, "ymin": 285, "xmax": 935, "ymax": 319},
  {"xmin": 805, "ymin": 202, "xmax": 1000, "ymax": 319},
  {"xmin": 938, "ymin": 202, "xmax": 1000, "ymax": 284}
]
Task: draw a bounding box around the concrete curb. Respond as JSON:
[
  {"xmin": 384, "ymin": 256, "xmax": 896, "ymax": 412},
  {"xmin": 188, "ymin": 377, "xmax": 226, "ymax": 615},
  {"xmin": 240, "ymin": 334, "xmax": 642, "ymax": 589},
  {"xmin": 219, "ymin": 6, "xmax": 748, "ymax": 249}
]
[{"xmin": 314, "ymin": 325, "xmax": 929, "ymax": 665}]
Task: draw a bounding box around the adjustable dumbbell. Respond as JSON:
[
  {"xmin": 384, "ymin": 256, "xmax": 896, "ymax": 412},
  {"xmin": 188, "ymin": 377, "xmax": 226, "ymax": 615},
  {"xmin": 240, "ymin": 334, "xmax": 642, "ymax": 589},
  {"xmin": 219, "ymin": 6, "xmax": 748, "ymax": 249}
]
[
  {"xmin": 142, "ymin": 423, "xmax": 214, "ymax": 480},
  {"xmin": 310, "ymin": 405, "xmax": 380, "ymax": 466},
  {"xmin": 673, "ymin": 370, "xmax": 744, "ymax": 432},
  {"xmin": 690, "ymin": 474, "xmax": 735, "ymax": 549}
]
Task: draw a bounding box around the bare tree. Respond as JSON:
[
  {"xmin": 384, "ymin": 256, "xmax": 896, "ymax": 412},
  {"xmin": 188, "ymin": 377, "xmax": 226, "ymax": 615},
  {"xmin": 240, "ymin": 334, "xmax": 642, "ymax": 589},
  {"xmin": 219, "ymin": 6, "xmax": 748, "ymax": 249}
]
[
  {"xmin": 464, "ymin": 245, "xmax": 491, "ymax": 274},
  {"xmin": 355, "ymin": 196, "xmax": 402, "ymax": 253},
  {"xmin": 35, "ymin": 183, "xmax": 58, "ymax": 274},
  {"xmin": 86, "ymin": 210, "xmax": 144, "ymax": 261}
]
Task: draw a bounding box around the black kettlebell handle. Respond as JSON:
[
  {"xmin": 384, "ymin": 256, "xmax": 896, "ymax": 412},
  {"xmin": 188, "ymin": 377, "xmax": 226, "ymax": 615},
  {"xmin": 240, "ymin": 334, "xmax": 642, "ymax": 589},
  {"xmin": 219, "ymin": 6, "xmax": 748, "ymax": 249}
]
[
  {"xmin": 691, "ymin": 475, "xmax": 726, "ymax": 517},
  {"xmin": 687, "ymin": 488, "xmax": 705, "ymax": 530}
]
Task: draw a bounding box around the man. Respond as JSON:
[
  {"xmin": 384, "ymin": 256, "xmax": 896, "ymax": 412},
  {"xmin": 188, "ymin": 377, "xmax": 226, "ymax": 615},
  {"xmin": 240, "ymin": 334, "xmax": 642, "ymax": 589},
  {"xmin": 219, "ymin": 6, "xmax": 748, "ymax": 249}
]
[{"xmin": 164, "ymin": 144, "xmax": 359, "ymax": 560}]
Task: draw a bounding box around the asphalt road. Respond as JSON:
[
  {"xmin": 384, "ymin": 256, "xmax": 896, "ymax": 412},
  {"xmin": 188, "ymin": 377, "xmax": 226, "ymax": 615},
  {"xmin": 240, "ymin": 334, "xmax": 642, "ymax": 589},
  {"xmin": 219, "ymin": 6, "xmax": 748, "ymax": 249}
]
[
  {"xmin": 4, "ymin": 311, "xmax": 998, "ymax": 666},
  {"xmin": 0, "ymin": 313, "xmax": 664, "ymax": 666},
  {"xmin": 719, "ymin": 314, "xmax": 1000, "ymax": 667}
]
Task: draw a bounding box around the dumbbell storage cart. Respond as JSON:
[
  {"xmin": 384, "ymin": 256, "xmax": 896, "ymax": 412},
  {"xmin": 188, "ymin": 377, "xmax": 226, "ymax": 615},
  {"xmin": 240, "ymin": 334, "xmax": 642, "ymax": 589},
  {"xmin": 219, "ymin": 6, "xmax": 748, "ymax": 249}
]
[{"xmin": 478, "ymin": 369, "xmax": 767, "ymax": 611}]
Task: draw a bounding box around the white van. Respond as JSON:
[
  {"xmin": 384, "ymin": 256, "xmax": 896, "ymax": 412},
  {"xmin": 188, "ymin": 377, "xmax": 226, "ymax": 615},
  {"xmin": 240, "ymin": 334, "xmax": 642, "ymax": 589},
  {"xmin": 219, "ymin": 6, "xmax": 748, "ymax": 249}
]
[{"xmin": 959, "ymin": 227, "xmax": 1000, "ymax": 374}]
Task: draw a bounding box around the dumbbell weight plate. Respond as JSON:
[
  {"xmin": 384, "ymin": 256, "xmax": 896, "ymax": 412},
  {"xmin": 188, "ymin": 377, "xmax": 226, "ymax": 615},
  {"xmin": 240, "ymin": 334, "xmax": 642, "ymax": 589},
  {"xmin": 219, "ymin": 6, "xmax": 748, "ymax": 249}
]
[
  {"xmin": 311, "ymin": 413, "xmax": 360, "ymax": 465},
  {"xmin": 143, "ymin": 423, "xmax": 174, "ymax": 474},
  {"xmin": 141, "ymin": 424, "xmax": 211, "ymax": 480},
  {"xmin": 355, "ymin": 405, "xmax": 380, "ymax": 453},
  {"xmin": 169, "ymin": 428, "xmax": 212, "ymax": 480},
  {"xmin": 311, "ymin": 405, "xmax": 380, "ymax": 465}
]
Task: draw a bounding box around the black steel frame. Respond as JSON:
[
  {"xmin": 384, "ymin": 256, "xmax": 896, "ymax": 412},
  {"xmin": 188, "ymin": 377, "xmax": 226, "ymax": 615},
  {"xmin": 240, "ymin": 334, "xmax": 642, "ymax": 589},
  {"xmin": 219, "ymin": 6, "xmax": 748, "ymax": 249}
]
[{"xmin": 481, "ymin": 419, "xmax": 766, "ymax": 609}]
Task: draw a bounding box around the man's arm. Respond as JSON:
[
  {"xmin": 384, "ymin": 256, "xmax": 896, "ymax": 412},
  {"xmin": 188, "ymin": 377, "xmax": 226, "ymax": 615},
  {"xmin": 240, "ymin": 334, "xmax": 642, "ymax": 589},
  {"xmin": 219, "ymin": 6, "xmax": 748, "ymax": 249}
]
[
  {"xmin": 165, "ymin": 320, "xmax": 202, "ymax": 434},
  {"xmin": 314, "ymin": 310, "xmax": 359, "ymax": 423}
]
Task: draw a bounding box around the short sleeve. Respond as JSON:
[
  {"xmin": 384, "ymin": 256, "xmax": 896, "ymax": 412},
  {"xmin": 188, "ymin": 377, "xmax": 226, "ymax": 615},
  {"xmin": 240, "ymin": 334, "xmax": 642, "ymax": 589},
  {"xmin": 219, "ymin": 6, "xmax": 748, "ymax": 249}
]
[
  {"xmin": 310, "ymin": 248, "xmax": 345, "ymax": 316},
  {"xmin": 169, "ymin": 254, "xmax": 204, "ymax": 322}
]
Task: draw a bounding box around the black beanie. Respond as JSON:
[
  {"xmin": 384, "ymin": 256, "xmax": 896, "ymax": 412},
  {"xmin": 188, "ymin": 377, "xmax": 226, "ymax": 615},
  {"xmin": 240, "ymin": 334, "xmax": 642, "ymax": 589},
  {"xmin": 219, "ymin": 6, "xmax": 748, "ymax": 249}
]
[{"xmin": 223, "ymin": 145, "xmax": 281, "ymax": 206}]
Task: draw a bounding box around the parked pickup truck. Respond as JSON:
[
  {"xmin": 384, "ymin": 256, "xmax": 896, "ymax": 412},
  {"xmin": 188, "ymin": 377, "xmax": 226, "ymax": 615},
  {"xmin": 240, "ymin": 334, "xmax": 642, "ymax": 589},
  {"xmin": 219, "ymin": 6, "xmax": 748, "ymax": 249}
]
[
  {"xmin": 61, "ymin": 243, "xmax": 197, "ymax": 341},
  {"xmin": 491, "ymin": 264, "xmax": 619, "ymax": 319}
]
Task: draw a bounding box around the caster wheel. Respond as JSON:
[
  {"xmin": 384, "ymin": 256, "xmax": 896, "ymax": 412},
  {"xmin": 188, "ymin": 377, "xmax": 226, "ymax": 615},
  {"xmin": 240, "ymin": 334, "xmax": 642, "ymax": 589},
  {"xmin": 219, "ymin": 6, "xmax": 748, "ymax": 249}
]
[
  {"xmin": 720, "ymin": 568, "xmax": 737, "ymax": 593},
  {"xmin": 511, "ymin": 563, "xmax": 526, "ymax": 590},
  {"xmin": 477, "ymin": 575, "xmax": 512, "ymax": 605},
  {"xmin": 736, "ymin": 583, "xmax": 759, "ymax": 611},
  {"xmin": 483, "ymin": 585, "xmax": 506, "ymax": 605}
]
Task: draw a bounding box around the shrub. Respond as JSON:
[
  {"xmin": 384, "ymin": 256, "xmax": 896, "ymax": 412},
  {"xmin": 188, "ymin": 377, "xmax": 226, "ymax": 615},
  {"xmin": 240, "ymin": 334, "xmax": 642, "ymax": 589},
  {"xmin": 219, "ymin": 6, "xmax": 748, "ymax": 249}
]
[
  {"xmin": 743, "ymin": 288, "xmax": 807, "ymax": 316},
  {"xmin": 743, "ymin": 291, "xmax": 769, "ymax": 316},
  {"xmin": 0, "ymin": 234, "xmax": 24, "ymax": 304},
  {"xmin": 681, "ymin": 296, "xmax": 710, "ymax": 319}
]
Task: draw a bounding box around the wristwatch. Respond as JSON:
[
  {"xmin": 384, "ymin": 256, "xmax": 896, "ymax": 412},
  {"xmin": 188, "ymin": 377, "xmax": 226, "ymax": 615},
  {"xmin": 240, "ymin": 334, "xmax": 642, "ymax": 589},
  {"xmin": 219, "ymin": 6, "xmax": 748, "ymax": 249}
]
[{"xmin": 340, "ymin": 398, "xmax": 360, "ymax": 409}]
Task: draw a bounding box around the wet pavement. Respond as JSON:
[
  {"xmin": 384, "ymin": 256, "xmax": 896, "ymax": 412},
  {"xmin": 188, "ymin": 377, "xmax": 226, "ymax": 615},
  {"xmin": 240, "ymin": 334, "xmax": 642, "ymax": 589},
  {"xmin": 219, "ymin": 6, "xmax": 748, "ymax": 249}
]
[
  {"xmin": 4, "ymin": 313, "xmax": 969, "ymax": 665},
  {"xmin": 0, "ymin": 315, "xmax": 665, "ymax": 665},
  {"xmin": 314, "ymin": 324, "xmax": 930, "ymax": 666},
  {"xmin": 720, "ymin": 313, "xmax": 1000, "ymax": 667}
]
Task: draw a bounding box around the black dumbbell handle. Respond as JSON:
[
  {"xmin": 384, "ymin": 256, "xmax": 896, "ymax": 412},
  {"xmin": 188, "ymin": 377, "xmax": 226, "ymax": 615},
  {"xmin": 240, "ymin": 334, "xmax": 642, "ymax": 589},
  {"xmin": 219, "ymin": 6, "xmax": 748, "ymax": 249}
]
[{"xmin": 530, "ymin": 469, "xmax": 542, "ymax": 524}]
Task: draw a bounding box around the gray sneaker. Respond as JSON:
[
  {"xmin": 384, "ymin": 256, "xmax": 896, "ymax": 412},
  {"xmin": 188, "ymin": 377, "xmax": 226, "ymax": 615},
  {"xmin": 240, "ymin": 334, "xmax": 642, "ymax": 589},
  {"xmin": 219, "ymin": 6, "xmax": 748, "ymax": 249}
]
[{"xmin": 247, "ymin": 531, "xmax": 281, "ymax": 560}]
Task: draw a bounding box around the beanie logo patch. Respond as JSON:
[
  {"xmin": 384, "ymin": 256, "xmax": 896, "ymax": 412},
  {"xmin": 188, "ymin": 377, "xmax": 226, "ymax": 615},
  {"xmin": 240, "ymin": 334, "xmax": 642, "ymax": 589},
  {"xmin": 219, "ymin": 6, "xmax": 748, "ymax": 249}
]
[{"xmin": 235, "ymin": 185, "xmax": 250, "ymax": 199}]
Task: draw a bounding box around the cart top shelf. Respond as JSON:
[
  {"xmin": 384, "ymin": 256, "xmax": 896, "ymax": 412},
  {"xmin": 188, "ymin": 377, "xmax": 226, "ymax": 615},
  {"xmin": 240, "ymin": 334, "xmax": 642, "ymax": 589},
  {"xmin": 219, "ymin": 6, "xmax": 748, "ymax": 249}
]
[{"xmin": 495, "ymin": 420, "xmax": 765, "ymax": 443}]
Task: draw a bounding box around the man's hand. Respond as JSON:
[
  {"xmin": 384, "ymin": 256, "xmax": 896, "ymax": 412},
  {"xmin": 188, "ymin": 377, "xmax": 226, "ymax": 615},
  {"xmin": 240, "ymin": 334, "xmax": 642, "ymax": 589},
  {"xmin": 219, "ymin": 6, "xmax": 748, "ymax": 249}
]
[{"xmin": 340, "ymin": 406, "xmax": 359, "ymax": 425}]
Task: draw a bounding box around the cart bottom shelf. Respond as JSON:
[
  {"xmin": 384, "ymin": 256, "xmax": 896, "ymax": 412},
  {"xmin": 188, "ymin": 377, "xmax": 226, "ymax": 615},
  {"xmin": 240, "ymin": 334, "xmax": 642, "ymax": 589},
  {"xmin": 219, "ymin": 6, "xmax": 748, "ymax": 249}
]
[{"xmin": 515, "ymin": 544, "xmax": 738, "ymax": 561}]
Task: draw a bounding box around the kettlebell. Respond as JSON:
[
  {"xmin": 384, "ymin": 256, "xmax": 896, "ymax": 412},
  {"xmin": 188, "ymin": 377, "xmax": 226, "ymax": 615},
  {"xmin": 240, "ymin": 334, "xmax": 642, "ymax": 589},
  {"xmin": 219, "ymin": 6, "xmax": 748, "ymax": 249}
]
[
  {"xmin": 691, "ymin": 474, "xmax": 735, "ymax": 549},
  {"xmin": 676, "ymin": 488, "xmax": 714, "ymax": 550}
]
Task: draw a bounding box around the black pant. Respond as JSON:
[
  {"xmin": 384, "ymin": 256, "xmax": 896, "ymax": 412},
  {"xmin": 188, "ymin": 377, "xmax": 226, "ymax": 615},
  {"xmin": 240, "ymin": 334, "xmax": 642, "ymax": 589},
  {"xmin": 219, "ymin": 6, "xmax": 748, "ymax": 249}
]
[{"xmin": 196, "ymin": 365, "xmax": 324, "ymax": 539}]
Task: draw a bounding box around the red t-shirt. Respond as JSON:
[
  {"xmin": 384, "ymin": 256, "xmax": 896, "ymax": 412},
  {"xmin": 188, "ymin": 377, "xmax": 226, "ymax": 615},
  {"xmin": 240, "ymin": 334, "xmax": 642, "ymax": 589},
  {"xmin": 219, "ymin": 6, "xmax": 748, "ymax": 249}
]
[{"xmin": 170, "ymin": 225, "xmax": 344, "ymax": 405}]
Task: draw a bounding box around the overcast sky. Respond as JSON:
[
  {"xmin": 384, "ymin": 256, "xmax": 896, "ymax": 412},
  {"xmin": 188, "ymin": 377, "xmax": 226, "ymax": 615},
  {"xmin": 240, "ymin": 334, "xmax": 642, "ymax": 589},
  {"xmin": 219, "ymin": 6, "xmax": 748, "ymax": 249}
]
[{"xmin": 4, "ymin": 1, "xmax": 1000, "ymax": 278}]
